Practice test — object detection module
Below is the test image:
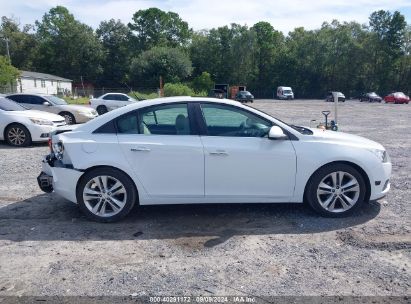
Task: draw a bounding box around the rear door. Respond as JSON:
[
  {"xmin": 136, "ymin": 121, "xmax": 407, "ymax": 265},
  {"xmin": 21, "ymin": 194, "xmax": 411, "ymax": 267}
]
[{"xmin": 117, "ymin": 102, "xmax": 204, "ymax": 199}]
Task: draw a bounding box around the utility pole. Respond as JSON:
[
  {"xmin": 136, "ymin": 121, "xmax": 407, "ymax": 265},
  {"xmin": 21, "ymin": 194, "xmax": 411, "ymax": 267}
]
[{"xmin": 0, "ymin": 35, "xmax": 11, "ymax": 63}]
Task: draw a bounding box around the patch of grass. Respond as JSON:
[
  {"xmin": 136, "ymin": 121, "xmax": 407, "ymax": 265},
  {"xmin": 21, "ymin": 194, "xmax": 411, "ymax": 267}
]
[
  {"xmin": 128, "ymin": 91, "xmax": 159, "ymax": 100},
  {"xmin": 63, "ymin": 96, "xmax": 90, "ymax": 105}
]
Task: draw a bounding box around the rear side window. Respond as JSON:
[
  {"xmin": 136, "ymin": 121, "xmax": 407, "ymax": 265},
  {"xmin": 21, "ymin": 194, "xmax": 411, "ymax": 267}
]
[
  {"xmin": 116, "ymin": 112, "xmax": 139, "ymax": 134},
  {"xmin": 139, "ymin": 103, "xmax": 191, "ymax": 135}
]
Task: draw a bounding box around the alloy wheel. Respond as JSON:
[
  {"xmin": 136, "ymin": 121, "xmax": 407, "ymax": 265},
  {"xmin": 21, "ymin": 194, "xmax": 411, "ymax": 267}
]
[
  {"xmin": 7, "ymin": 127, "xmax": 26, "ymax": 146},
  {"xmin": 83, "ymin": 175, "xmax": 127, "ymax": 217},
  {"xmin": 316, "ymin": 171, "xmax": 360, "ymax": 213},
  {"xmin": 63, "ymin": 114, "xmax": 74, "ymax": 124}
]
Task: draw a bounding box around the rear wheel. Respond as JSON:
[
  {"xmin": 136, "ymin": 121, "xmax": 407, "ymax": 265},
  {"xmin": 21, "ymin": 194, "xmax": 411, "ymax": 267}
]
[
  {"xmin": 5, "ymin": 124, "xmax": 32, "ymax": 147},
  {"xmin": 306, "ymin": 164, "xmax": 366, "ymax": 217},
  {"xmin": 76, "ymin": 168, "xmax": 137, "ymax": 222},
  {"xmin": 96, "ymin": 105, "xmax": 108, "ymax": 115}
]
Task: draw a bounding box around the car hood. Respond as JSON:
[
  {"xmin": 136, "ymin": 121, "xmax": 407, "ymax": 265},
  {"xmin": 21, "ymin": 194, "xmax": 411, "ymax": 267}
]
[
  {"xmin": 7, "ymin": 110, "xmax": 64, "ymax": 121},
  {"xmin": 58, "ymin": 104, "xmax": 96, "ymax": 112},
  {"xmin": 307, "ymin": 128, "xmax": 384, "ymax": 150}
]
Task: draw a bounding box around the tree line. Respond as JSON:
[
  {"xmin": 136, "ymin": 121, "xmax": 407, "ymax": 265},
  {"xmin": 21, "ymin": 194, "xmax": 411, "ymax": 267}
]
[{"xmin": 0, "ymin": 6, "xmax": 409, "ymax": 98}]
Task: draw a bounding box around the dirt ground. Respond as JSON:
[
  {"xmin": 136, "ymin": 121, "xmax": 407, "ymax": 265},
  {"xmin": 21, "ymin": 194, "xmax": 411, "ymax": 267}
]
[{"xmin": 0, "ymin": 99, "xmax": 410, "ymax": 299}]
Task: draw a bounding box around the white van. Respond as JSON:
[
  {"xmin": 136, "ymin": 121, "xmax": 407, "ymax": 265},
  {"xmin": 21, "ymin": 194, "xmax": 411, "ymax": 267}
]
[{"xmin": 277, "ymin": 86, "xmax": 294, "ymax": 99}]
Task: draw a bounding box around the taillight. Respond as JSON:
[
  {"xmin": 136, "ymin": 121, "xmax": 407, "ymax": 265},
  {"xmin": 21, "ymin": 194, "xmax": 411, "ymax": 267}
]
[{"xmin": 48, "ymin": 138, "xmax": 52, "ymax": 153}]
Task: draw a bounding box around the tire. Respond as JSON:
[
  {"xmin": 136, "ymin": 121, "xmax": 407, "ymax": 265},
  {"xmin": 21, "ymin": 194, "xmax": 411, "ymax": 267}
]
[
  {"xmin": 5, "ymin": 123, "xmax": 32, "ymax": 147},
  {"xmin": 76, "ymin": 167, "xmax": 137, "ymax": 222},
  {"xmin": 60, "ymin": 112, "xmax": 76, "ymax": 125},
  {"xmin": 305, "ymin": 163, "xmax": 366, "ymax": 217},
  {"xmin": 96, "ymin": 105, "xmax": 108, "ymax": 115}
]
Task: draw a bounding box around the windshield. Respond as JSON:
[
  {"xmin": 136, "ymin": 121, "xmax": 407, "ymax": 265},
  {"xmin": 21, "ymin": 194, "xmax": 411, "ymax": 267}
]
[
  {"xmin": 283, "ymin": 90, "xmax": 292, "ymax": 94},
  {"xmin": 245, "ymin": 103, "xmax": 312, "ymax": 135},
  {"xmin": 44, "ymin": 95, "xmax": 68, "ymax": 105},
  {"xmin": 0, "ymin": 97, "xmax": 28, "ymax": 111}
]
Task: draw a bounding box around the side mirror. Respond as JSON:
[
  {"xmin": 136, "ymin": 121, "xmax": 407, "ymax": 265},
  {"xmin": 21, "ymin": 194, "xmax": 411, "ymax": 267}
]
[
  {"xmin": 43, "ymin": 101, "xmax": 51, "ymax": 106},
  {"xmin": 268, "ymin": 126, "xmax": 287, "ymax": 140}
]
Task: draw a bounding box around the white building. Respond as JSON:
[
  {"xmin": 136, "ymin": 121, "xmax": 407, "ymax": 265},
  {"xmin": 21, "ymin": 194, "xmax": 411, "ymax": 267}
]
[{"xmin": 15, "ymin": 71, "xmax": 72, "ymax": 95}]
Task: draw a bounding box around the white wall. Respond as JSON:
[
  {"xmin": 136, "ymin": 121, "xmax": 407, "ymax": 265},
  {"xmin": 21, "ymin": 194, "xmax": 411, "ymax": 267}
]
[{"xmin": 17, "ymin": 78, "xmax": 72, "ymax": 95}]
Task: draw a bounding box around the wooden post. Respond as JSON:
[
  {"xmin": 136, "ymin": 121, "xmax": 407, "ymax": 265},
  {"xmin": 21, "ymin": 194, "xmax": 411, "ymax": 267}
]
[{"xmin": 159, "ymin": 76, "xmax": 164, "ymax": 97}]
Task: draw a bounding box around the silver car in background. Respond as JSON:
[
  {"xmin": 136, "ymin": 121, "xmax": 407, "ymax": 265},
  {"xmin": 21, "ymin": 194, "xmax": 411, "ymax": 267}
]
[{"xmin": 7, "ymin": 93, "xmax": 98, "ymax": 124}]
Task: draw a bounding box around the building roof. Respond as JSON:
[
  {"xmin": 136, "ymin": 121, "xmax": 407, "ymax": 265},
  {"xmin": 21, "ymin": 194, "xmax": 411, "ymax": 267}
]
[{"xmin": 20, "ymin": 70, "xmax": 72, "ymax": 82}]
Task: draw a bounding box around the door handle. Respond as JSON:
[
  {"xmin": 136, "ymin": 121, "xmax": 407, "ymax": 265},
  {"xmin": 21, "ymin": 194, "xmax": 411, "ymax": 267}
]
[
  {"xmin": 209, "ymin": 150, "xmax": 228, "ymax": 156},
  {"xmin": 131, "ymin": 147, "xmax": 151, "ymax": 152}
]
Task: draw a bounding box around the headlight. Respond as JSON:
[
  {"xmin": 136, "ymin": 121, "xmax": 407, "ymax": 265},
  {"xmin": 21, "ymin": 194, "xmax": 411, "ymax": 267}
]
[
  {"xmin": 29, "ymin": 118, "xmax": 53, "ymax": 126},
  {"xmin": 369, "ymin": 149, "xmax": 389, "ymax": 163},
  {"xmin": 53, "ymin": 141, "xmax": 64, "ymax": 160},
  {"xmin": 76, "ymin": 110, "xmax": 94, "ymax": 116}
]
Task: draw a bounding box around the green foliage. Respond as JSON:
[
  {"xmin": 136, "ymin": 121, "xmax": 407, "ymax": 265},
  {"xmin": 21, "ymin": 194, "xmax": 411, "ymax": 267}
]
[
  {"xmin": 163, "ymin": 83, "xmax": 194, "ymax": 96},
  {"xmin": 0, "ymin": 17, "xmax": 37, "ymax": 70},
  {"xmin": 33, "ymin": 6, "xmax": 103, "ymax": 83},
  {"xmin": 96, "ymin": 19, "xmax": 131, "ymax": 87},
  {"xmin": 1, "ymin": 7, "xmax": 410, "ymax": 98},
  {"xmin": 191, "ymin": 71, "xmax": 214, "ymax": 92},
  {"xmin": 62, "ymin": 96, "xmax": 90, "ymax": 105},
  {"xmin": 128, "ymin": 8, "xmax": 192, "ymax": 51},
  {"xmin": 0, "ymin": 55, "xmax": 19, "ymax": 87},
  {"xmin": 128, "ymin": 91, "xmax": 159, "ymax": 99},
  {"xmin": 130, "ymin": 47, "xmax": 192, "ymax": 87}
]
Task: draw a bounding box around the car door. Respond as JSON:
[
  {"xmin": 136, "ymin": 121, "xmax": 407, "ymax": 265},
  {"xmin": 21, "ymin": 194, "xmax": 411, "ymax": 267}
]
[
  {"xmin": 198, "ymin": 103, "xmax": 297, "ymax": 201},
  {"xmin": 117, "ymin": 102, "xmax": 204, "ymax": 199}
]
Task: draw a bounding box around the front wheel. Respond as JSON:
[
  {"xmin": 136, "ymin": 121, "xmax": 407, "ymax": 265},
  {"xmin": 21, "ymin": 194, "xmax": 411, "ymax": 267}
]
[
  {"xmin": 305, "ymin": 164, "xmax": 366, "ymax": 217},
  {"xmin": 5, "ymin": 123, "xmax": 32, "ymax": 147},
  {"xmin": 76, "ymin": 168, "xmax": 137, "ymax": 222},
  {"xmin": 60, "ymin": 112, "xmax": 76, "ymax": 125}
]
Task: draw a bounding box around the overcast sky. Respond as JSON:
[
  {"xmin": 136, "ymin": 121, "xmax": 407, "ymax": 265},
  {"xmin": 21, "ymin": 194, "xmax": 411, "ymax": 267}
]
[{"xmin": 1, "ymin": 0, "xmax": 411, "ymax": 34}]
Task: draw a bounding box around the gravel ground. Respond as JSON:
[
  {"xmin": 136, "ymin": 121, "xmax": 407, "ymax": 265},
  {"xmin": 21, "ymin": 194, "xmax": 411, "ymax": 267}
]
[{"xmin": 0, "ymin": 99, "xmax": 410, "ymax": 299}]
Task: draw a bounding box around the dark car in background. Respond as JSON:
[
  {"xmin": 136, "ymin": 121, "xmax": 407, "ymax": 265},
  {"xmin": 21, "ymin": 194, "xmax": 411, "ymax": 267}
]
[
  {"xmin": 325, "ymin": 91, "xmax": 345, "ymax": 102},
  {"xmin": 384, "ymin": 92, "xmax": 410, "ymax": 104},
  {"xmin": 235, "ymin": 91, "xmax": 254, "ymax": 103},
  {"xmin": 360, "ymin": 92, "xmax": 382, "ymax": 103}
]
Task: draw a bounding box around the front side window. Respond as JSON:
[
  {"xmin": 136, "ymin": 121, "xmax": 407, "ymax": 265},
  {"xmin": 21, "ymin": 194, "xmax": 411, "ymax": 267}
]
[
  {"xmin": 139, "ymin": 103, "xmax": 191, "ymax": 135},
  {"xmin": 200, "ymin": 104, "xmax": 272, "ymax": 137}
]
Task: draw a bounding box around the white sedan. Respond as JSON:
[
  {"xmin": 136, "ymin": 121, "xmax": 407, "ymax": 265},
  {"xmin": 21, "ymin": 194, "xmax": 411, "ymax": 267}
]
[
  {"xmin": 0, "ymin": 97, "xmax": 66, "ymax": 146},
  {"xmin": 38, "ymin": 97, "xmax": 391, "ymax": 222},
  {"xmin": 90, "ymin": 93, "xmax": 139, "ymax": 115}
]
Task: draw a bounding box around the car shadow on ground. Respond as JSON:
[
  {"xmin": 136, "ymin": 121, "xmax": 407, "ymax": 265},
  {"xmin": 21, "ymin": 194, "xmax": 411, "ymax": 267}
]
[
  {"xmin": 0, "ymin": 141, "xmax": 48, "ymax": 149},
  {"xmin": 0, "ymin": 193, "xmax": 381, "ymax": 247}
]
